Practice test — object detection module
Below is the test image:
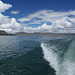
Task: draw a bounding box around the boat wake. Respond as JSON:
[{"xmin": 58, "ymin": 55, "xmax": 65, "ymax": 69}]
[{"xmin": 41, "ymin": 37, "xmax": 75, "ymax": 75}]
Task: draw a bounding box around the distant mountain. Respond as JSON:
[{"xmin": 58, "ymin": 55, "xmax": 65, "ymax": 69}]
[
  {"xmin": 0, "ymin": 30, "xmax": 75, "ymax": 36},
  {"xmin": 0, "ymin": 30, "xmax": 14, "ymax": 36},
  {"xmin": 15, "ymin": 32, "xmax": 27, "ymax": 35},
  {"xmin": 0, "ymin": 30, "xmax": 8, "ymax": 35},
  {"xmin": 15, "ymin": 32, "xmax": 75, "ymax": 36}
]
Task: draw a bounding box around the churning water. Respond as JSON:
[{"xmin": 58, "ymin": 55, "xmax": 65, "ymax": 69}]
[
  {"xmin": 41, "ymin": 37, "xmax": 75, "ymax": 75},
  {"xmin": 0, "ymin": 36, "xmax": 75, "ymax": 75}
]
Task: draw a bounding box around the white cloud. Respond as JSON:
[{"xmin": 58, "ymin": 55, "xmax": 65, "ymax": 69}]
[
  {"xmin": 70, "ymin": 10, "xmax": 75, "ymax": 15},
  {"xmin": 0, "ymin": 13, "xmax": 10, "ymax": 25},
  {"xmin": 68, "ymin": 17, "xmax": 75, "ymax": 23},
  {"xmin": 0, "ymin": 1, "xmax": 22, "ymax": 33},
  {"xmin": 0, "ymin": 0, "xmax": 12, "ymax": 13},
  {"xmin": 53, "ymin": 17, "xmax": 72, "ymax": 29},
  {"xmin": 18, "ymin": 10, "xmax": 70, "ymax": 23},
  {"xmin": 18, "ymin": 10, "xmax": 75, "ymax": 33},
  {"xmin": 18, "ymin": 18, "xmax": 30, "ymax": 22},
  {"xmin": 0, "ymin": 0, "xmax": 75, "ymax": 33},
  {"xmin": 0, "ymin": 14, "xmax": 21, "ymax": 33},
  {"xmin": 23, "ymin": 23, "xmax": 52, "ymax": 33},
  {"xmin": 11, "ymin": 10, "xmax": 19, "ymax": 14}
]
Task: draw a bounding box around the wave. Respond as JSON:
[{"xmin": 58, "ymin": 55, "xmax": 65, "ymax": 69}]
[{"xmin": 41, "ymin": 37, "xmax": 75, "ymax": 75}]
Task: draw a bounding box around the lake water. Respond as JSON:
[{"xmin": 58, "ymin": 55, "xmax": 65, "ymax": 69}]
[{"xmin": 0, "ymin": 36, "xmax": 75, "ymax": 75}]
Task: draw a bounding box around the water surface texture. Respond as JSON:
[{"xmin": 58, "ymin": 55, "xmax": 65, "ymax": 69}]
[{"xmin": 0, "ymin": 36, "xmax": 75, "ymax": 75}]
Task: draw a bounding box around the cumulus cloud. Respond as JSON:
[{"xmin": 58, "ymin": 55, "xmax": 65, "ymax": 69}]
[
  {"xmin": 0, "ymin": 14, "xmax": 21, "ymax": 33},
  {"xmin": 0, "ymin": 18, "xmax": 21, "ymax": 32},
  {"xmin": 0, "ymin": 0, "xmax": 12, "ymax": 13},
  {"xmin": 18, "ymin": 18, "xmax": 30, "ymax": 22},
  {"xmin": 23, "ymin": 23, "xmax": 53, "ymax": 33},
  {"xmin": 0, "ymin": 1, "xmax": 21, "ymax": 33},
  {"xmin": 0, "ymin": 0, "xmax": 75, "ymax": 33},
  {"xmin": 18, "ymin": 10, "xmax": 70, "ymax": 23},
  {"xmin": 11, "ymin": 10, "xmax": 19, "ymax": 14},
  {"xmin": 18, "ymin": 10, "xmax": 75, "ymax": 33}
]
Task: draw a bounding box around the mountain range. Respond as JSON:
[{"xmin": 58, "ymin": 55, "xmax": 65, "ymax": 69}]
[{"xmin": 0, "ymin": 30, "xmax": 75, "ymax": 36}]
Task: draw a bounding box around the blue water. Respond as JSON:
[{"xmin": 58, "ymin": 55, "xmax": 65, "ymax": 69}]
[{"xmin": 0, "ymin": 36, "xmax": 75, "ymax": 75}]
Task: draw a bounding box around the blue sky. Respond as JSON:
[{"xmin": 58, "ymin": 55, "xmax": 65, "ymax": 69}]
[
  {"xmin": 0, "ymin": 0, "xmax": 75, "ymax": 33},
  {"xmin": 2, "ymin": 0, "xmax": 75, "ymax": 19}
]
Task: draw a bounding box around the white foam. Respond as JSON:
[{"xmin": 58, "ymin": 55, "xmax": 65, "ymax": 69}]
[
  {"xmin": 60, "ymin": 40, "xmax": 75, "ymax": 75},
  {"xmin": 41, "ymin": 40, "xmax": 75, "ymax": 75},
  {"xmin": 41, "ymin": 43, "xmax": 59, "ymax": 74}
]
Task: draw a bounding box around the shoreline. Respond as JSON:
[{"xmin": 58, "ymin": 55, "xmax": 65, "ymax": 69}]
[
  {"xmin": 0, "ymin": 34, "xmax": 75, "ymax": 36},
  {"xmin": 0, "ymin": 30, "xmax": 75, "ymax": 36}
]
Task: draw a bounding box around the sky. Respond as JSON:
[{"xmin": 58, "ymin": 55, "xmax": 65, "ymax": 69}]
[{"xmin": 0, "ymin": 0, "xmax": 75, "ymax": 33}]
